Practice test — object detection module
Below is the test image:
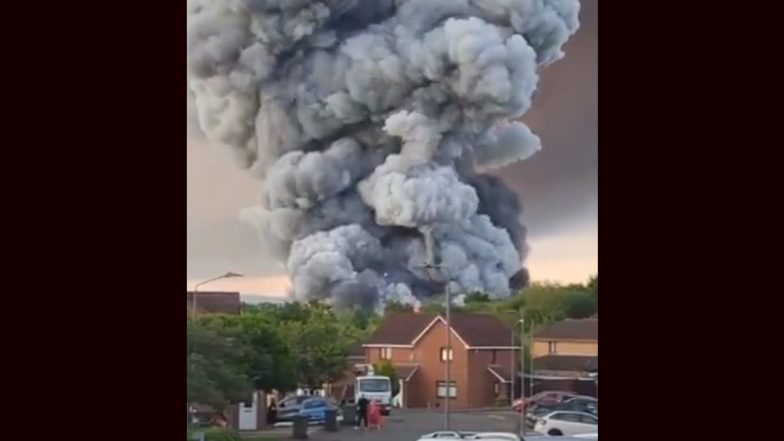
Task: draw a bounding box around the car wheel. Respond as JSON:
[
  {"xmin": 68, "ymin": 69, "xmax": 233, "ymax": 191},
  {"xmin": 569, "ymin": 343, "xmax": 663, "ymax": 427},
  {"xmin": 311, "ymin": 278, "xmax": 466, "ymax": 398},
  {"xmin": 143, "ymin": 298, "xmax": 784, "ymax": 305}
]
[{"xmin": 548, "ymin": 429, "xmax": 563, "ymax": 436}]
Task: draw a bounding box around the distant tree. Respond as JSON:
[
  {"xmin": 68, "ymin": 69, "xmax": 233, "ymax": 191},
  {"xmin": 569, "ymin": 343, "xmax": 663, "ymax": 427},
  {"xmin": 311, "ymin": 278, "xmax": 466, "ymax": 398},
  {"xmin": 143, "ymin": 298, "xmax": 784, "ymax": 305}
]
[
  {"xmin": 560, "ymin": 291, "xmax": 596, "ymax": 319},
  {"xmin": 372, "ymin": 359, "xmax": 400, "ymax": 395},
  {"xmin": 276, "ymin": 301, "xmax": 315, "ymax": 322},
  {"xmin": 464, "ymin": 292, "xmax": 491, "ymax": 303},
  {"xmin": 420, "ymin": 302, "xmax": 443, "ymax": 314},
  {"xmin": 587, "ymin": 274, "xmax": 598, "ymax": 301},
  {"xmin": 349, "ymin": 309, "xmax": 374, "ymax": 330},
  {"xmin": 384, "ymin": 301, "xmax": 415, "ymax": 314},
  {"xmin": 491, "ymin": 281, "xmax": 598, "ymax": 326}
]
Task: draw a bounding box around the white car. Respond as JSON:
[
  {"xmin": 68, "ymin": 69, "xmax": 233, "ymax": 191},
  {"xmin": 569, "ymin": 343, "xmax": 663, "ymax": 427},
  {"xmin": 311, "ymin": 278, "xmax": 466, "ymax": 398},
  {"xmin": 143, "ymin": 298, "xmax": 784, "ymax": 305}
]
[
  {"xmin": 471, "ymin": 433, "xmax": 520, "ymax": 441},
  {"xmin": 533, "ymin": 411, "xmax": 598, "ymax": 436},
  {"xmin": 418, "ymin": 431, "xmax": 477, "ymax": 439},
  {"xmin": 418, "ymin": 431, "xmax": 519, "ymax": 441},
  {"xmin": 571, "ymin": 434, "xmax": 598, "ymax": 440}
]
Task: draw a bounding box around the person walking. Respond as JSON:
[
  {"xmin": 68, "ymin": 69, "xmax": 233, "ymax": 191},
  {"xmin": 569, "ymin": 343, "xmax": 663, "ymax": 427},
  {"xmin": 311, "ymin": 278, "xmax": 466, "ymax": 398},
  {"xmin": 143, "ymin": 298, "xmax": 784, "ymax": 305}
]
[
  {"xmin": 368, "ymin": 399, "xmax": 385, "ymax": 430},
  {"xmin": 355, "ymin": 394, "xmax": 369, "ymax": 430}
]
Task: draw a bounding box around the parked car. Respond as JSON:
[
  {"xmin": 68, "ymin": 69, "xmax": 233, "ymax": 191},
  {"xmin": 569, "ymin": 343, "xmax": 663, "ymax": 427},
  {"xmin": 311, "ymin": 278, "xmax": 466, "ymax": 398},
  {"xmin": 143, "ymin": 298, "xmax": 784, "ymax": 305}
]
[
  {"xmin": 513, "ymin": 391, "xmax": 577, "ymax": 412},
  {"xmin": 418, "ymin": 431, "xmax": 477, "ymax": 439},
  {"xmin": 521, "ymin": 434, "xmax": 599, "ymax": 441},
  {"xmin": 278, "ymin": 395, "xmax": 310, "ymax": 409},
  {"xmin": 275, "ymin": 397, "xmax": 340, "ymax": 424},
  {"xmin": 419, "ymin": 432, "xmax": 519, "ymax": 441},
  {"xmin": 417, "ymin": 432, "xmax": 594, "ymax": 441},
  {"xmin": 527, "ymin": 396, "xmax": 597, "ymax": 425},
  {"xmin": 471, "ymin": 433, "xmax": 520, "ymax": 440},
  {"xmin": 533, "ymin": 411, "xmax": 598, "ymax": 437}
]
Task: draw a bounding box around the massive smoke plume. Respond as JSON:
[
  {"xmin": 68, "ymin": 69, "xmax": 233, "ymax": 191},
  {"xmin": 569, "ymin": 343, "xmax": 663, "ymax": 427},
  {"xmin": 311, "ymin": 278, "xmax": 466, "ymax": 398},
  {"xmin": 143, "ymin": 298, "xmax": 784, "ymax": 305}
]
[{"xmin": 187, "ymin": 0, "xmax": 581, "ymax": 310}]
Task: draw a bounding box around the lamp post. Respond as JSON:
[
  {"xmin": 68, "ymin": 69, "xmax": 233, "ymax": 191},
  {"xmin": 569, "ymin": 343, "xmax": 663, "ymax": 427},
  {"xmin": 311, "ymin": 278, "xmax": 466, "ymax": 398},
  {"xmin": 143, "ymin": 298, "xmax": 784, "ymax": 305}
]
[
  {"xmin": 191, "ymin": 271, "xmax": 244, "ymax": 319},
  {"xmin": 188, "ymin": 271, "xmax": 244, "ymax": 427}
]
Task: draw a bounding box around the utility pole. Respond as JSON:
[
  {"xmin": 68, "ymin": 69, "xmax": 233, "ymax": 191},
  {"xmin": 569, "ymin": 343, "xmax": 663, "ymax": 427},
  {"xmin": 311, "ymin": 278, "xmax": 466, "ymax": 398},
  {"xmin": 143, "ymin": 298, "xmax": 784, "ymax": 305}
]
[
  {"xmin": 510, "ymin": 315, "xmax": 516, "ymax": 408},
  {"xmin": 444, "ymin": 281, "xmax": 451, "ymax": 430},
  {"xmin": 520, "ymin": 314, "xmax": 525, "ymax": 436},
  {"xmin": 421, "ymin": 229, "xmax": 451, "ymax": 430},
  {"xmin": 529, "ymin": 318, "xmax": 535, "ymax": 408}
]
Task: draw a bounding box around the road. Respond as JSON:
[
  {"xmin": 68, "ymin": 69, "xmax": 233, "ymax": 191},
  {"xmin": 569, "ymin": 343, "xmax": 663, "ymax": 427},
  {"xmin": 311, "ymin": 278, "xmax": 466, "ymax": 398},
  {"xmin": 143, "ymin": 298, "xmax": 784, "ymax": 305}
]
[{"xmin": 310, "ymin": 409, "xmax": 532, "ymax": 441}]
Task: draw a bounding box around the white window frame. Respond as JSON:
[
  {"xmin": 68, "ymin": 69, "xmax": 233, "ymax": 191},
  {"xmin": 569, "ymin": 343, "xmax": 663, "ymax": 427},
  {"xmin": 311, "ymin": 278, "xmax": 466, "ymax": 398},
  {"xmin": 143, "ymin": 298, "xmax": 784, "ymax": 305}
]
[
  {"xmin": 436, "ymin": 381, "xmax": 457, "ymax": 398},
  {"xmin": 548, "ymin": 341, "xmax": 558, "ymax": 354},
  {"xmin": 380, "ymin": 347, "xmax": 392, "ymax": 360},
  {"xmin": 440, "ymin": 347, "xmax": 453, "ymax": 361}
]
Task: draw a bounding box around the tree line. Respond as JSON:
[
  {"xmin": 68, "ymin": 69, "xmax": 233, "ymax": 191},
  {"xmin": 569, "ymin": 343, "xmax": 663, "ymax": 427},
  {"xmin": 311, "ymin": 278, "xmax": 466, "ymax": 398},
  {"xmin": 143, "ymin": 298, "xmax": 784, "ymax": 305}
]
[
  {"xmin": 386, "ymin": 275, "xmax": 598, "ymax": 330},
  {"xmin": 187, "ymin": 275, "xmax": 596, "ymax": 411}
]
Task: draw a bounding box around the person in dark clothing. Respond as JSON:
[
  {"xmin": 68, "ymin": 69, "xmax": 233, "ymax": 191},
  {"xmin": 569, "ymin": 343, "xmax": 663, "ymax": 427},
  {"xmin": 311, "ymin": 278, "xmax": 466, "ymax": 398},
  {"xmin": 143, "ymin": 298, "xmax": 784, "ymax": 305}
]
[
  {"xmin": 355, "ymin": 395, "xmax": 369, "ymax": 429},
  {"xmin": 267, "ymin": 398, "xmax": 277, "ymax": 425}
]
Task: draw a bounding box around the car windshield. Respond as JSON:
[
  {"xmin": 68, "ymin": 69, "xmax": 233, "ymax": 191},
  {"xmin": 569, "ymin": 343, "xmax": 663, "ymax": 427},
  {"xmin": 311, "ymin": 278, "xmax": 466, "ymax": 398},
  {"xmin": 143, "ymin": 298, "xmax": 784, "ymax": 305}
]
[
  {"xmin": 359, "ymin": 378, "xmax": 390, "ymax": 392},
  {"xmin": 279, "ymin": 396, "xmax": 307, "ymax": 407}
]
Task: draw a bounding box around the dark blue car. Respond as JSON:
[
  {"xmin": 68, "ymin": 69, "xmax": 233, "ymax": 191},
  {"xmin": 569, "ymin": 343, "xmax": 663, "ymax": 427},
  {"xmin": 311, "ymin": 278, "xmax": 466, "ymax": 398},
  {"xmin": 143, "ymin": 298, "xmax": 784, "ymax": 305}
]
[
  {"xmin": 276, "ymin": 397, "xmax": 339, "ymax": 424},
  {"xmin": 299, "ymin": 397, "xmax": 342, "ymax": 423}
]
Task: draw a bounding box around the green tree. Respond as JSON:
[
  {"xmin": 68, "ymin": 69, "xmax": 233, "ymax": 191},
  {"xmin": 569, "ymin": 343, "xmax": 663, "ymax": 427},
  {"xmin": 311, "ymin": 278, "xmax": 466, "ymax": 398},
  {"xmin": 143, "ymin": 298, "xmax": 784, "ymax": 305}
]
[
  {"xmin": 587, "ymin": 274, "xmax": 598, "ymax": 301},
  {"xmin": 197, "ymin": 311, "xmax": 298, "ymax": 393},
  {"xmin": 372, "ymin": 359, "xmax": 400, "ymax": 395},
  {"xmin": 464, "ymin": 292, "xmax": 491, "ymax": 303},
  {"xmin": 384, "ymin": 301, "xmax": 415, "ymax": 314},
  {"xmin": 560, "ymin": 290, "xmax": 596, "ymax": 319},
  {"xmin": 233, "ymin": 313, "xmax": 298, "ymax": 392},
  {"xmin": 187, "ymin": 321, "xmax": 252, "ymax": 411},
  {"xmin": 279, "ymin": 306, "xmax": 355, "ymax": 389}
]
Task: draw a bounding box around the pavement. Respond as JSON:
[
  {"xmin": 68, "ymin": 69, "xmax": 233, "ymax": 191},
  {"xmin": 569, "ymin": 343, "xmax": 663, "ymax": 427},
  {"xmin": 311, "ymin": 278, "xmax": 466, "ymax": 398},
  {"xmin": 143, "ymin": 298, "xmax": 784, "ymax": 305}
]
[{"xmin": 305, "ymin": 409, "xmax": 531, "ymax": 441}]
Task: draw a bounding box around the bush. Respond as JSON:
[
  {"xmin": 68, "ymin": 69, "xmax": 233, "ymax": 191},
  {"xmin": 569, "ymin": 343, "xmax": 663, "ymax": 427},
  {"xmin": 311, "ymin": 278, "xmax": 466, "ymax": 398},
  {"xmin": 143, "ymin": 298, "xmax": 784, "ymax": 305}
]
[{"xmin": 188, "ymin": 427, "xmax": 241, "ymax": 441}]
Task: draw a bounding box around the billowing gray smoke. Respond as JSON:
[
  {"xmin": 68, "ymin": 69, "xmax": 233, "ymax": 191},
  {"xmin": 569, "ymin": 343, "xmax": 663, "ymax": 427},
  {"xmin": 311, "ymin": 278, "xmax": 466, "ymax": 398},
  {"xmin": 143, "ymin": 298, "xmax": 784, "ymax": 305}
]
[{"xmin": 188, "ymin": 0, "xmax": 580, "ymax": 310}]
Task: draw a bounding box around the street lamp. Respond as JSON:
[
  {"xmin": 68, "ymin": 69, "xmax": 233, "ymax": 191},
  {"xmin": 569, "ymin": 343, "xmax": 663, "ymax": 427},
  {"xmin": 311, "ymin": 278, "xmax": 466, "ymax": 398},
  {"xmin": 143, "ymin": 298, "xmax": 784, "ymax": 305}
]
[
  {"xmin": 191, "ymin": 271, "xmax": 244, "ymax": 319},
  {"xmin": 188, "ymin": 271, "xmax": 244, "ymax": 426}
]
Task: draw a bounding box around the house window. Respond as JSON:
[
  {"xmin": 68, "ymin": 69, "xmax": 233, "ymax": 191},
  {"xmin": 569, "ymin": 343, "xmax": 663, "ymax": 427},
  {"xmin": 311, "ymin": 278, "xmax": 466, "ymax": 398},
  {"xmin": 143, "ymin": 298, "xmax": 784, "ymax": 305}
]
[
  {"xmin": 379, "ymin": 347, "xmax": 392, "ymax": 360},
  {"xmin": 493, "ymin": 381, "xmax": 500, "ymax": 395},
  {"xmin": 491, "ymin": 350, "xmax": 497, "ymax": 364},
  {"xmin": 440, "ymin": 347, "xmax": 453, "ymax": 361},
  {"xmin": 436, "ymin": 381, "xmax": 457, "ymax": 398},
  {"xmin": 548, "ymin": 342, "xmax": 558, "ymax": 354}
]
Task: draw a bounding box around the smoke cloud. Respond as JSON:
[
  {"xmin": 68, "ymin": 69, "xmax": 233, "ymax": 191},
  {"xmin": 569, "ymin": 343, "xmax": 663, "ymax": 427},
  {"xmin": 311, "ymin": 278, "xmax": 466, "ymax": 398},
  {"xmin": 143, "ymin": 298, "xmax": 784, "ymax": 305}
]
[{"xmin": 187, "ymin": 0, "xmax": 581, "ymax": 310}]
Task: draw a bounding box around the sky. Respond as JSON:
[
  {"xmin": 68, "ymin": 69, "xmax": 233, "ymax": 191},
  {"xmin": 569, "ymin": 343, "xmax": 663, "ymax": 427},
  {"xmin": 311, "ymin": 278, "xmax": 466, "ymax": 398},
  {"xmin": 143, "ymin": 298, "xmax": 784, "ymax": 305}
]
[{"xmin": 186, "ymin": 1, "xmax": 597, "ymax": 296}]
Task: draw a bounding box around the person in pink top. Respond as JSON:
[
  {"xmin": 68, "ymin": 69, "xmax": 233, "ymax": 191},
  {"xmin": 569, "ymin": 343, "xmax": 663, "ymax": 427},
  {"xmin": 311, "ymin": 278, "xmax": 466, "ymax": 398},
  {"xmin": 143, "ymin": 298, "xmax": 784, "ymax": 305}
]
[{"xmin": 368, "ymin": 399, "xmax": 383, "ymax": 430}]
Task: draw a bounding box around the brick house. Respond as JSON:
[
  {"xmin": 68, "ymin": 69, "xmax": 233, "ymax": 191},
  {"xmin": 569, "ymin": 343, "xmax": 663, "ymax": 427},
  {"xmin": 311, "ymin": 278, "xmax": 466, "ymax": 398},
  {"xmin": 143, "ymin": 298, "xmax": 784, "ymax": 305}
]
[
  {"xmin": 186, "ymin": 291, "xmax": 241, "ymax": 315},
  {"xmin": 530, "ymin": 318, "xmax": 597, "ymax": 396},
  {"xmin": 362, "ymin": 312, "xmax": 518, "ymax": 409}
]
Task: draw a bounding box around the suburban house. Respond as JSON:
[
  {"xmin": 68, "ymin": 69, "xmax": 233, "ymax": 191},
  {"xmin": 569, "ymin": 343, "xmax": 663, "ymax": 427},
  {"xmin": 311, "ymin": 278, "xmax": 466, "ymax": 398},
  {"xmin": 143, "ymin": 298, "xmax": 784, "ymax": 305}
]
[
  {"xmin": 186, "ymin": 291, "xmax": 242, "ymax": 315},
  {"xmin": 360, "ymin": 312, "xmax": 518, "ymax": 409},
  {"xmin": 531, "ymin": 318, "xmax": 598, "ymax": 396}
]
